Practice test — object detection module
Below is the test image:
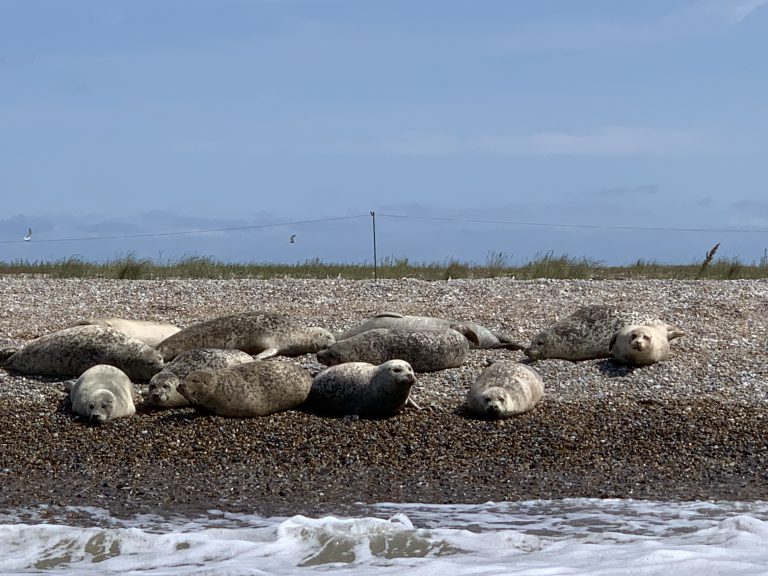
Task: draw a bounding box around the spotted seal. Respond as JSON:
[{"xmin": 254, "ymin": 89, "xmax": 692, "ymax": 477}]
[
  {"xmin": 523, "ymin": 305, "xmax": 654, "ymax": 361},
  {"xmin": 317, "ymin": 328, "xmax": 469, "ymax": 372},
  {"xmin": 465, "ymin": 361, "xmax": 544, "ymax": 419},
  {"xmin": 67, "ymin": 364, "xmax": 137, "ymax": 425},
  {"xmin": 156, "ymin": 312, "xmax": 334, "ymax": 361},
  {"xmin": 177, "ymin": 360, "xmax": 313, "ymax": 417},
  {"xmin": 3, "ymin": 325, "xmax": 164, "ymax": 380},
  {"xmin": 609, "ymin": 322, "xmax": 686, "ymax": 365},
  {"xmin": 302, "ymin": 359, "xmax": 417, "ymax": 418},
  {"xmin": 71, "ymin": 317, "xmax": 182, "ymax": 348},
  {"xmin": 147, "ymin": 348, "xmax": 254, "ymax": 408},
  {"xmin": 336, "ymin": 312, "xmax": 521, "ymax": 350}
]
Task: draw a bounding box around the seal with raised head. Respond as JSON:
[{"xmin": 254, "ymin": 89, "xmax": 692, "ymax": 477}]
[
  {"xmin": 465, "ymin": 361, "xmax": 544, "ymax": 419},
  {"xmin": 3, "ymin": 325, "xmax": 164, "ymax": 380},
  {"xmin": 156, "ymin": 312, "xmax": 334, "ymax": 362},
  {"xmin": 609, "ymin": 322, "xmax": 686, "ymax": 365},
  {"xmin": 303, "ymin": 359, "xmax": 417, "ymax": 418},
  {"xmin": 147, "ymin": 348, "xmax": 254, "ymax": 408},
  {"xmin": 523, "ymin": 305, "xmax": 650, "ymax": 362},
  {"xmin": 71, "ymin": 317, "xmax": 182, "ymax": 348},
  {"xmin": 177, "ymin": 360, "xmax": 313, "ymax": 417},
  {"xmin": 317, "ymin": 328, "xmax": 469, "ymax": 372},
  {"xmin": 336, "ymin": 312, "xmax": 521, "ymax": 350},
  {"xmin": 67, "ymin": 364, "xmax": 137, "ymax": 425}
]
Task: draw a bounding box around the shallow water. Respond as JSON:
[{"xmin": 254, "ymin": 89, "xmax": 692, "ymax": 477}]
[{"xmin": 2, "ymin": 499, "xmax": 768, "ymax": 575}]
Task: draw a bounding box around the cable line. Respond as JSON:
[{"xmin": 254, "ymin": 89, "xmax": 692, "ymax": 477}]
[
  {"xmin": 378, "ymin": 214, "xmax": 768, "ymax": 234},
  {"xmin": 0, "ymin": 215, "xmax": 369, "ymax": 245}
]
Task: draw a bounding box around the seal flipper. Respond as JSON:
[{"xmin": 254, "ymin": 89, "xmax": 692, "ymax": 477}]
[
  {"xmin": 254, "ymin": 347, "xmax": 278, "ymax": 360},
  {"xmin": 666, "ymin": 325, "xmax": 686, "ymax": 341},
  {"xmin": 608, "ymin": 333, "xmax": 618, "ymax": 352},
  {"xmin": 490, "ymin": 342, "xmax": 527, "ymax": 351},
  {"xmin": 406, "ymin": 395, "xmax": 422, "ymax": 410},
  {"xmin": 372, "ymin": 312, "xmax": 406, "ymax": 319},
  {"xmin": 449, "ymin": 323, "xmax": 481, "ymax": 347},
  {"xmin": 0, "ymin": 347, "xmax": 18, "ymax": 365}
]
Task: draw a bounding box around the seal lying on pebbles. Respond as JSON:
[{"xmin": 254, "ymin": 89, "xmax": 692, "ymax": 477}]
[
  {"xmin": 336, "ymin": 312, "xmax": 521, "ymax": 350},
  {"xmin": 156, "ymin": 312, "xmax": 335, "ymax": 361},
  {"xmin": 317, "ymin": 328, "xmax": 469, "ymax": 372},
  {"xmin": 177, "ymin": 361, "xmax": 313, "ymax": 417},
  {"xmin": 3, "ymin": 325, "xmax": 164, "ymax": 380},
  {"xmin": 523, "ymin": 305, "xmax": 655, "ymax": 362},
  {"xmin": 465, "ymin": 361, "xmax": 544, "ymax": 419},
  {"xmin": 147, "ymin": 348, "xmax": 254, "ymax": 408},
  {"xmin": 71, "ymin": 317, "xmax": 181, "ymax": 348},
  {"xmin": 609, "ymin": 323, "xmax": 686, "ymax": 366},
  {"xmin": 67, "ymin": 364, "xmax": 137, "ymax": 425},
  {"xmin": 303, "ymin": 359, "xmax": 417, "ymax": 418}
]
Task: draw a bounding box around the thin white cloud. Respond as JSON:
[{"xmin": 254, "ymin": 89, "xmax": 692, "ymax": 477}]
[
  {"xmin": 527, "ymin": 127, "xmax": 706, "ymax": 157},
  {"xmin": 490, "ymin": 0, "xmax": 765, "ymax": 54},
  {"xmin": 670, "ymin": 0, "xmax": 768, "ymax": 26},
  {"xmin": 370, "ymin": 126, "xmax": 708, "ymax": 158}
]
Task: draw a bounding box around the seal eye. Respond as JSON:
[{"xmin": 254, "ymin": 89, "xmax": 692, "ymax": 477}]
[{"xmin": 89, "ymin": 403, "xmax": 95, "ymax": 410}]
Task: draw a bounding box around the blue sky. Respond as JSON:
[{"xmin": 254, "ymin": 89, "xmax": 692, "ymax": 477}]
[{"xmin": 1, "ymin": 0, "xmax": 767, "ymax": 265}]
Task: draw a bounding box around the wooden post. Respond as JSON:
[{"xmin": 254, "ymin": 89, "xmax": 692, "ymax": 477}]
[{"xmin": 370, "ymin": 211, "xmax": 378, "ymax": 282}]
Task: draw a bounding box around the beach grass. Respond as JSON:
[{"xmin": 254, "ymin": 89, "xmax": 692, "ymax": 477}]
[{"xmin": 1, "ymin": 249, "xmax": 768, "ymax": 280}]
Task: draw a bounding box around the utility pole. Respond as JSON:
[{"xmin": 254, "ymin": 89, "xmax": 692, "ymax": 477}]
[{"xmin": 370, "ymin": 211, "xmax": 377, "ymax": 282}]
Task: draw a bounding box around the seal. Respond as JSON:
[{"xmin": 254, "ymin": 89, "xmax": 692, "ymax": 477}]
[
  {"xmin": 71, "ymin": 317, "xmax": 181, "ymax": 348},
  {"xmin": 609, "ymin": 322, "xmax": 686, "ymax": 365},
  {"xmin": 177, "ymin": 360, "xmax": 313, "ymax": 417},
  {"xmin": 156, "ymin": 312, "xmax": 335, "ymax": 361},
  {"xmin": 523, "ymin": 305, "xmax": 647, "ymax": 361},
  {"xmin": 147, "ymin": 348, "xmax": 254, "ymax": 408},
  {"xmin": 336, "ymin": 312, "xmax": 521, "ymax": 350},
  {"xmin": 3, "ymin": 325, "xmax": 164, "ymax": 380},
  {"xmin": 67, "ymin": 364, "xmax": 137, "ymax": 425},
  {"xmin": 465, "ymin": 361, "xmax": 544, "ymax": 419},
  {"xmin": 302, "ymin": 359, "xmax": 417, "ymax": 418},
  {"xmin": 317, "ymin": 328, "xmax": 469, "ymax": 372}
]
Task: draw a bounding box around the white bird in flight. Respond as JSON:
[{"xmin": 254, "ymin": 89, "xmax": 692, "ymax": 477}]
[
  {"xmin": 23, "ymin": 228, "xmax": 32, "ymax": 241},
  {"xmin": 289, "ymin": 234, "xmax": 296, "ymax": 244}
]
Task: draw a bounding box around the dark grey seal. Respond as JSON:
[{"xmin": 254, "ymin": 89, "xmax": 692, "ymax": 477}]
[
  {"xmin": 148, "ymin": 348, "xmax": 254, "ymax": 408},
  {"xmin": 336, "ymin": 312, "xmax": 522, "ymax": 350},
  {"xmin": 303, "ymin": 359, "xmax": 417, "ymax": 418},
  {"xmin": 3, "ymin": 325, "xmax": 164, "ymax": 381},
  {"xmin": 317, "ymin": 328, "xmax": 469, "ymax": 372}
]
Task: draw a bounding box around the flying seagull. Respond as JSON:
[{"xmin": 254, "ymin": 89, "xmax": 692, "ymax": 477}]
[
  {"xmin": 289, "ymin": 234, "xmax": 296, "ymax": 244},
  {"xmin": 23, "ymin": 228, "xmax": 32, "ymax": 241}
]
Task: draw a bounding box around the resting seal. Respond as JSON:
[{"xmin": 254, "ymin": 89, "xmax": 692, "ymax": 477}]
[
  {"xmin": 609, "ymin": 323, "xmax": 686, "ymax": 365},
  {"xmin": 303, "ymin": 359, "xmax": 417, "ymax": 418},
  {"xmin": 336, "ymin": 312, "xmax": 521, "ymax": 350},
  {"xmin": 3, "ymin": 325, "xmax": 164, "ymax": 380},
  {"xmin": 156, "ymin": 312, "xmax": 334, "ymax": 361},
  {"xmin": 148, "ymin": 348, "xmax": 254, "ymax": 408},
  {"xmin": 465, "ymin": 361, "xmax": 544, "ymax": 419},
  {"xmin": 67, "ymin": 364, "xmax": 137, "ymax": 425},
  {"xmin": 71, "ymin": 317, "xmax": 181, "ymax": 348},
  {"xmin": 523, "ymin": 305, "xmax": 653, "ymax": 361},
  {"xmin": 177, "ymin": 361, "xmax": 313, "ymax": 417},
  {"xmin": 317, "ymin": 328, "xmax": 469, "ymax": 372}
]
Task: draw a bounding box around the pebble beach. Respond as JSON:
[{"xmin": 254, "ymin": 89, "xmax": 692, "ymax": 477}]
[{"xmin": 1, "ymin": 275, "xmax": 767, "ymax": 518}]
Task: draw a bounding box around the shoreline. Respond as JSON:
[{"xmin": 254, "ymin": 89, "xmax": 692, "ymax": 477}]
[{"xmin": 1, "ymin": 277, "xmax": 767, "ymax": 516}]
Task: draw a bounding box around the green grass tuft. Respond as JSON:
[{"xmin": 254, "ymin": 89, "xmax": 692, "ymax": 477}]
[{"xmin": 2, "ymin": 251, "xmax": 768, "ymax": 280}]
